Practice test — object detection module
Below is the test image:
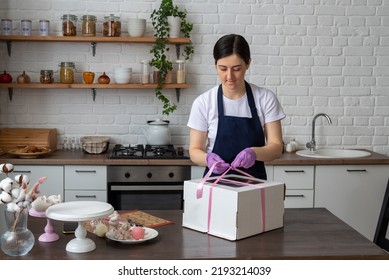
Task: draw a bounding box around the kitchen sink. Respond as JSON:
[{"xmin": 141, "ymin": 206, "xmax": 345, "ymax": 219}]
[{"xmin": 296, "ymin": 149, "xmax": 371, "ymax": 159}]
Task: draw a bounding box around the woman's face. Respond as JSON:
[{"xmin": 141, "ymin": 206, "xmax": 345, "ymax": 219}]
[{"xmin": 216, "ymin": 54, "xmax": 250, "ymax": 92}]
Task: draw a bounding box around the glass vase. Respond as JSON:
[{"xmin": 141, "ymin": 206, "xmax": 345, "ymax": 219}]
[{"xmin": 1, "ymin": 209, "xmax": 35, "ymax": 256}]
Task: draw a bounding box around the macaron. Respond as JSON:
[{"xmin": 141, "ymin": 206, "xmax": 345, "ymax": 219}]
[{"xmin": 130, "ymin": 226, "xmax": 145, "ymax": 240}]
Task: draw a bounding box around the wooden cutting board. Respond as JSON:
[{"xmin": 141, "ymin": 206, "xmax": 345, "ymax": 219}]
[{"xmin": 0, "ymin": 128, "xmax": 57, "ymax": 152}]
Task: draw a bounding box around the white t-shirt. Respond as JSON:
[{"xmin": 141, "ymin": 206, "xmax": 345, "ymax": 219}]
[{"xmin": 187, "ymin": 83, "xmax": 285, "ymax": 152}]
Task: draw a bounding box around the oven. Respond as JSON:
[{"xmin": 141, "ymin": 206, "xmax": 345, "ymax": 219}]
[{"xmin": 107, "ymin": 144, "xmax": 191, "ymax": 210}]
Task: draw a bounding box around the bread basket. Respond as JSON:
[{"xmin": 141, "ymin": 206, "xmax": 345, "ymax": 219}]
[{"xmin": 80, "ymin": 136, "xmax": 110, "ymax": 154}]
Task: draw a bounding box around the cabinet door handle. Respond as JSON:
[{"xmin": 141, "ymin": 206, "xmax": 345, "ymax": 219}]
[
  {"xmin": 285, "ymin": 194, "xmax": 305, "ymax": 198},
  {"xmin": 346, "ymin": 169, "xmax": 367, "ymax": 172},
  {"xmin": 75, "ymin": 170, "xmax": 97, "ymax": 173},
  {"xmin": 284, "ymin": 170, "xmax": 305, "ymax": 173},
  {"xmin": 75, "ymin": 195, "xmax": 97, "ymax": 198},
  {"xmin": 14, "ymin": 170, "xmax": 32, "ymax": 173}
]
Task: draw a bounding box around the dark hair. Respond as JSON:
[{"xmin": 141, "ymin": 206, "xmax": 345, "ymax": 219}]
[{"xmin": 213, "ymin": 34, "xmax": 251, "ymax": 65}]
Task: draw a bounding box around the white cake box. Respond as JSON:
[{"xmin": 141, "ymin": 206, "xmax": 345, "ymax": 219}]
[{"xmin": 182, "ymin": 174, "xmax": 285, "ymax": 241}]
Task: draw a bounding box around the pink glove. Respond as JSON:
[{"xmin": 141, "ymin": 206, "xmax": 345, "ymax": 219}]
[
  {"xmin": 206, "ymin": 152, "xmax": 230, "ymax": 174},
  {"xmin": 231, "ymin": 148, "xmax": 257, "ymax": 169}
]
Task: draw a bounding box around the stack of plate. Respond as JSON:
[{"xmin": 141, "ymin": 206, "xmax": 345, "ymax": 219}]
[{"xmin": 127, "ymin": 18, "xmax": 146, "ymax": 37}]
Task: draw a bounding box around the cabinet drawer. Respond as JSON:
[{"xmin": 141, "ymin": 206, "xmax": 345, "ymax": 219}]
[
  {"xmin": 285, "ymin": 190, "xmax": 314, "ymax": 208},
  {"xmin": 65, "ymin": 165, "xmax": 106, "ymax": 190},
  {"xmin": 65, "ymin": 190, "xmax": 107, "ymax": 202},
  {"xmin": 274, "ymin": 165, "xmax": 314, "ymax": 190}
]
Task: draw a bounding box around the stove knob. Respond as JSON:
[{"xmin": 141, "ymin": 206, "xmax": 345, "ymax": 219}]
[
  {"xmin": 169, "ymin": 172, "xmax": 174, "ymax": 178},
  {"xmin": 147, "ymin": 172, "xmax": 152, "ymax": 178},
  {"xmin": 125, "ymin": 172, "xmax": 130, "ymax": 178}
]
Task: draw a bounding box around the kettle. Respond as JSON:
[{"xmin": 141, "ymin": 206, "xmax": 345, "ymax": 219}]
[{"xmin": 141, "ymin": 118, "xmax": 171, "ymax": 145}]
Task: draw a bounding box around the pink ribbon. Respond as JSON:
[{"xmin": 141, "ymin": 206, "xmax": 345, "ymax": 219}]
[{"xmin": 196, "ymin": 163, "xmax": 266, "ymax": 234}]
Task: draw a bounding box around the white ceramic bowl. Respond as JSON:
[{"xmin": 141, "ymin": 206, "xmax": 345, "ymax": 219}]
[
  {"xmin": 113, "ymin": 68, "xmax": 132, "ymax": 83},
  {"xmin": 127, "ymin": 18, "xmax": 146, "ymax": 37}
]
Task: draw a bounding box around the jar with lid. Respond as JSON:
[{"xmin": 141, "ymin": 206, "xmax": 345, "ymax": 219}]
[
  {"xmin": 40, "ymin": 70, "xmax": 54, "ymax": 84},
  {"xmin": 39, "ymin": 20, "xmax": 50, "ymax": 36},
  {"xmin": 61, "ymin": 14, "xmax": 77, "ymax": 36},
  {"xmin": 20, "ymin": 20, "xmax": 32, "ymax": 36},
  {"xmin": 59, "ymin": 62, "xmax": 75, "ymax": 84},
  {"xmin": 103, "ymin": 14, "xmax": 121, "ymax": 37},
  {"xmin": 81, "ymin": 15, "xmax": 96, "ymax": 37},
  {"xmin": 176, "ymin": 60, "xmax": 185, "ymax": 83},
  {"xmin": 1, "ymin": 19, "xmax": 12, "ymax": 35}
]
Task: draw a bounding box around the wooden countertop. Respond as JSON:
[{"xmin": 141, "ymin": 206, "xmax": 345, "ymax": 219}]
[
  {"xmin": 0, "ymin": 149, "xmax": 388, "ymax": 166},
  {"xmin": 1, "ymin": 208, "xmax": 387, "ymax": 260}
]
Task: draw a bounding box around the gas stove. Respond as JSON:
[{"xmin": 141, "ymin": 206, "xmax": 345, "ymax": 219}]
[{"xmin": 109, "ymin": 144, "xmax": 189, "ymax": 159}]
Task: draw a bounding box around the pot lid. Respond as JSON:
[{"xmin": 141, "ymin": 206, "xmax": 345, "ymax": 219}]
[{"xmin": 147, "ymin": 118, "xmax": 169, "ymax": 125}]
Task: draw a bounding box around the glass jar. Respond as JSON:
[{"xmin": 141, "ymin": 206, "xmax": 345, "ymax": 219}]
[
  {"xmin": 61, "ymin": 14, "xmax": 77, "ymax": 36},
  {"xmin": 1, "ymin": 19, "xmax": 12, "ymax": 35},
  {"xmin": 176, "ymin": 60, "xmax": 185, "ymax": 83},
  {"xmin": 40, "ymin": 70, "xmax": 54, "ymax": 84},
  {"xmin": 59, "ymin": 62, "xmax": 75, "ymax": 84},
  {"xmin": 141, "ymin": 60, "xmax": 150, "ymax": 84},
  {"xmin": 81, "ymin": 15, "xmax": 96, "ymax": 37},
  {"xmin": 103, "ymin": 14, "xmax": 121, "ymax": 37},
  {"xmin": 20, "ymin": 20, "xmax": 32, "ymax": 36}
]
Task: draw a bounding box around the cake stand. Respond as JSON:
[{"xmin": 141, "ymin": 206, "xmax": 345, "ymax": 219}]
[
  {"xmin": 29, "ymin": 208, "xmax": 59, "ymax": 242},
  {"xmin": 45, "ymin": 201, "xmax": 114, "ymax": 253}
]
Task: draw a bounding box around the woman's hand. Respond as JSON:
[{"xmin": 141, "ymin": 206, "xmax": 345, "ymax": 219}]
[
  {"xmin": 231, "ymin": 148, "xmax": 257, "ymax": 169},
  {"xmin": 206, "ymin": 153, "xmax": 230, "ymax": 174}
]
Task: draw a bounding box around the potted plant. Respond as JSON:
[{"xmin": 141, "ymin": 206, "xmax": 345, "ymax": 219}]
[{"xmin": 150, "ymin": 0, "xmax": 194, "ymax": 115}]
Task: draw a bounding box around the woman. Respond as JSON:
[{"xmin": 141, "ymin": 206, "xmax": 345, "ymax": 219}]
[{"xmin": 187, "ymin": 34, "xmax": 285, "ymax": 180}]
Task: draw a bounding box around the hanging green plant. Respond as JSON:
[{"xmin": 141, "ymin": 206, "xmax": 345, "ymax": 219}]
[{"xmin": 150, "ymin": 0, "xmax": 194, "ymax": 115}]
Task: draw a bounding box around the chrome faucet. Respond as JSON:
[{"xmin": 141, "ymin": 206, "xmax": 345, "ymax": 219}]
[{"xmin": 306, "ymin": 113, "xmax": 332, "ymax": 151}]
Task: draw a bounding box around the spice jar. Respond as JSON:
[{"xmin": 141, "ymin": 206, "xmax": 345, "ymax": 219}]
[
  {"xmin": 39, "ymin": 20, "xmax": 50, "ymax": 36},
  {"xmin": 59, "ymin": 62, "xmax": 75, "ymax": 84},
  {"xmin": 61, "ymin": 14, "xmax": 77, "ymax": 36},
  {"xmin": 103, "ymin": 14, "xmax": 121, "ymax": 37},
  {"xmin": 176, "ymin": 60, "xmax": 185, "ymax": 83},
  {"xmin": 1, "ymin": 19, "xmax": 12, "ymax": 35},
  {"xmin": 81, "ymin": 15, "xmax": 96, "ymax": 37},
  {"xmin": 40, "ymin": 70, "xmax": 54, "ymax": 84},
  {"xmin": 20, "ymin": 20, "xmax": 32, "ymax": 36}
]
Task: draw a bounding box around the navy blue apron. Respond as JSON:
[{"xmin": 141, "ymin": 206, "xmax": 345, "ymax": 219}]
[{"xmin": 204, "ymin": 81, "xmax": 267, "ymax": 180}]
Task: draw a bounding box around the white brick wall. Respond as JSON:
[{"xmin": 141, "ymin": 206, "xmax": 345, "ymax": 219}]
[{"xmin": 0, "ymin": 0, "xmax": 388, "ymax": 155}]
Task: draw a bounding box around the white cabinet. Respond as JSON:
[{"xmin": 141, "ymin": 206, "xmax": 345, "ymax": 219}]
[
  {"xmin": 315, "ymin": 165, "xmax": 389, "ymax": 241},
  {"xmin": 64, "ymin": 165, "xmax": 107, "ymax": 202},
  {"xmin": 10, "ymin": 165, "xmax": 64, "ymax": 197},
  {"xmin": 191, "ymin": 166, "xmax": 204, "ymax": 180},
  {"xmin": 273, "ymin": 165, "xmax": 314, "ymax": 208},
  {"xmin": 0, "ymin": 165, "xmax": 64, "ymax": 234}
]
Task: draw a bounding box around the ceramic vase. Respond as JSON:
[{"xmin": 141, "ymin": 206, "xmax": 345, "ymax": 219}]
[{"xmin": 0, "ymin": 209, "xmax": 35, "ymax": 256}]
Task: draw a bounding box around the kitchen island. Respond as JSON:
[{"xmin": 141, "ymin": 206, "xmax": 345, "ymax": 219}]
[{"xmin": 0, "ymin": 208, "xmax": 388, "ymax": 260}]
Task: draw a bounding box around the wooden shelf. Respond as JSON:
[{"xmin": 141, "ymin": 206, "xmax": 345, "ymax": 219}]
[
  {"xmin": 0, "ymin": 83, "xmax": 189, "ymax": 89},
  {"xmin": 0, "ymin": 35, "xmax": 190, "ymax": 44},
  {"xmin": 0, "ymin": 36, "xmax": 191, "ymax": 102},
  {"xmin": 0, "ymin": 35, "xmax": 190, "ymax": 57},
  {"xmin": 0, "ymin": 83, "xmax": 189, "ymax": 102}
]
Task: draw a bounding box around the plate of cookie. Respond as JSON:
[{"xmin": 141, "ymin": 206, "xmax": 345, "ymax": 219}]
[{"xmin": 8, "ymin": 145, "xmax": 51, "ymax": 159}]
